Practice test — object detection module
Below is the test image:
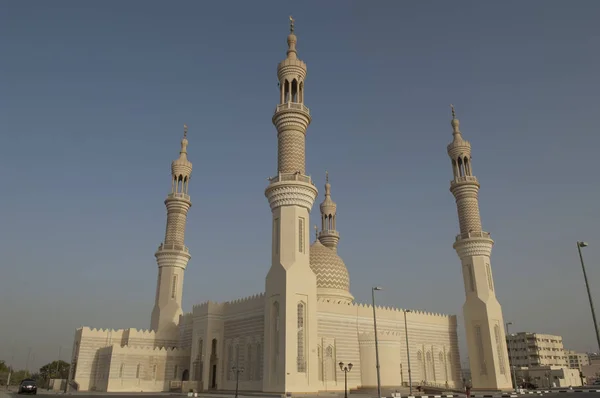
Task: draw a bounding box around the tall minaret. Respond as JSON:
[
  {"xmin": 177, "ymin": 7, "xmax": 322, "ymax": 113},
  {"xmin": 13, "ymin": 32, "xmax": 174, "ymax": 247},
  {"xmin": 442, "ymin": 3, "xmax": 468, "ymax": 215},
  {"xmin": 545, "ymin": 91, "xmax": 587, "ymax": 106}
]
[
  {"xmin": 447, "ymin": 107, "xmax": 511, "ymax": 391},
  {"xmin": 150, "ymin": 125, "xmax": 193, "ymax": 337},
  {"xmin": 263, "ymin": 17, "xmax": 319, "ymax": 394}
]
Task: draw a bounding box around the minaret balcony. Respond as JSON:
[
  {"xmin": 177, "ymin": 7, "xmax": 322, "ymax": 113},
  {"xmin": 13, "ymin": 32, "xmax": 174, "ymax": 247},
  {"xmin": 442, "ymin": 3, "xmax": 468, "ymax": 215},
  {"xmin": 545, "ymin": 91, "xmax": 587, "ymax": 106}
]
[
  {"xmin": 455, "ymin": 231, "xmax": 491, "ymax": 242},
  {"xmin": 275, "ymin": 102, "xmax": 310, "ymax": 115},
  {"xmin": 268, "ymin": 171, "xmax": 315, "ymax": 186},
  {"xmin": 450, "ymin": 176, "xmax": 479, "ymax": 185},
  {"xmin": 167, "ymin": 192, "xmax": 191, "ymax": 201},
  {"xmin": 319, "ymin": 229, "xmax": 340, "ymax": 237},
  {"xmin": 157, "ymin": 243, "xmax": 190, "ymax": 253}
]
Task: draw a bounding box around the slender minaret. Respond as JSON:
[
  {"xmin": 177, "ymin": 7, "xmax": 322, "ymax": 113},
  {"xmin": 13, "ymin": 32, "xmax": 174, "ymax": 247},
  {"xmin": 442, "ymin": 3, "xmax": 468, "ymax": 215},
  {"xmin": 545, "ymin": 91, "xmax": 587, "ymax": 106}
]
[
  {"xmin": 150, "ymin": 125, "xmax": 192, "ymax": 337},
  {"xmin": 263, "ymin": 17, "xmax": 319, "ymax": 393},
  {"xmin": 318, "ymin": 172, "xmax": 340, "ymax": 250},
  {"xmin": 447, "ymin": 107, "xmax": 511, "ymax": 391}
]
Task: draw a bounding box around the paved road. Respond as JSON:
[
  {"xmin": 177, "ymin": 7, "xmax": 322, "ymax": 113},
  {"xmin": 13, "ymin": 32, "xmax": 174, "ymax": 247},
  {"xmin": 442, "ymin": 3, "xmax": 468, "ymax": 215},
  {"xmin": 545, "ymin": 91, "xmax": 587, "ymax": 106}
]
[{"xmin": 2, "ymin": 391, "xmax": 599, "ymax": 398}]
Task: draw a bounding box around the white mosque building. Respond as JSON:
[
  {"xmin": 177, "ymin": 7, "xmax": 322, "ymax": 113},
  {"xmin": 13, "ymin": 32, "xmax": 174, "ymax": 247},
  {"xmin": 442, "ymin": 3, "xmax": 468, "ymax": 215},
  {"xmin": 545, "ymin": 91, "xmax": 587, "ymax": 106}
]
[{"xmin": 68, "ymin": 20, "xmax": 511, "ymax": 394}]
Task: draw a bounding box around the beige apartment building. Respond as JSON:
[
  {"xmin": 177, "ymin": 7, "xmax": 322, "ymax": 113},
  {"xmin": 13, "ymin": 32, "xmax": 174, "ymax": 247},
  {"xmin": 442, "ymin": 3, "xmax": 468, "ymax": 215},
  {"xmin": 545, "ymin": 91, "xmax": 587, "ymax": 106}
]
[
  {"xmin": 565, "ymin": 350, "xmax": 590, "ymax": 371},
  {"xmin": 506, "ymin": 333, "xmax": 567, "ymax": 368}
]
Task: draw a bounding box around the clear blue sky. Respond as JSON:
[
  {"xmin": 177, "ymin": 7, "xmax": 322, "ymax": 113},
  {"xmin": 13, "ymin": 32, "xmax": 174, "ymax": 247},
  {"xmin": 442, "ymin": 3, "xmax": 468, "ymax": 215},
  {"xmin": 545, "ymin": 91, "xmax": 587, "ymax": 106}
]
[{"xmin": 1, "ymin": 1, "xmax": 599, "ymax": 370}]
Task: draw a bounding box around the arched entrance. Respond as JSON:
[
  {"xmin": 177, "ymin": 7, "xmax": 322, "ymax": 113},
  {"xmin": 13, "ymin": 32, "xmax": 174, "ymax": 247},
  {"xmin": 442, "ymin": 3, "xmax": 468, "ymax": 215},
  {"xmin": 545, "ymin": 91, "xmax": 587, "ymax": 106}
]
[{"xmin": 182, "ymin": 369, "xmax": 189, "ymax": 381}]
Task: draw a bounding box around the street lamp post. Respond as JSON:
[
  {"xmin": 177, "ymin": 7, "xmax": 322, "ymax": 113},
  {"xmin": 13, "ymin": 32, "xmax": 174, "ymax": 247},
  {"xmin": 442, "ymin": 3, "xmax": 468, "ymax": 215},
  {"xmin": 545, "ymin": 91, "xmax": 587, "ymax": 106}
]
[
  {"xmin": 232, "ymin": 347, "xmax": 244, "ymax": 398},
  {"xmin": 403, "ymin": 310, "xmax": 412, "ymax": 395},
  {"xmin": 372, "ymin": 286, "xmax": 383, "ymax": 398},
  {"xmin": 505, "ymin": 322, "xmax": 517, "ymax": 391},
  {"xmin": 339, "ymin": 362, "xmax": 353, "ymax": 398},
  {"xmin": 577, "ymin": 241, "xmax": 600, "ymax": 352}
]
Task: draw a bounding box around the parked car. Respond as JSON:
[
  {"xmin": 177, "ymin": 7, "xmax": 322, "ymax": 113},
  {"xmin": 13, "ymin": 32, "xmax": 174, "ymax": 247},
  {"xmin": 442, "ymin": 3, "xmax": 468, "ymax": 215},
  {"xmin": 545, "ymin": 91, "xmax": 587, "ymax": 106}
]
[{"xmin": 18, "ymin": 379, "xmax": 37, "ymax": 395}]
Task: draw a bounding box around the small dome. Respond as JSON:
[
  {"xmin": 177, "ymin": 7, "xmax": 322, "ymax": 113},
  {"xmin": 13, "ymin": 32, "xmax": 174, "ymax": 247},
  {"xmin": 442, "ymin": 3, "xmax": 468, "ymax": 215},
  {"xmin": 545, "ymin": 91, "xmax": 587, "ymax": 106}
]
[{"xmin": 310, "ymin": 240, "xmax": 353, "ymax": 302}]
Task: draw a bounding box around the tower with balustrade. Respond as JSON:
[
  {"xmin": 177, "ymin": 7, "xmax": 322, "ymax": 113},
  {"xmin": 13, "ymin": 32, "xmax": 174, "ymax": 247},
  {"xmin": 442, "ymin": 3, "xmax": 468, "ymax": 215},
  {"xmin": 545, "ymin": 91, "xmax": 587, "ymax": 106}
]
[
  {"xmin": 150, "ymin": 126, "xmax": 193, "ymax": 337},
  {"xmin": 263, "ymin": 18, "xmax": 319, "ymax": 393},
  {"xmin": 447, "ymin": 107, "xmax": 511, "ymax": 391}
]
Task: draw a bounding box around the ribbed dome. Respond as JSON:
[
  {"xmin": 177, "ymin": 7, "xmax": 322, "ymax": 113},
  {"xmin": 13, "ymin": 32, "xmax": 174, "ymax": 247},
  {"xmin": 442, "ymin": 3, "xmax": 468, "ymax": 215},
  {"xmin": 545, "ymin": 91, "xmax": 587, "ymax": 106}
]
[{"xmin": 309, "ymin": 240, "xmax": 353, "ymax": 302}]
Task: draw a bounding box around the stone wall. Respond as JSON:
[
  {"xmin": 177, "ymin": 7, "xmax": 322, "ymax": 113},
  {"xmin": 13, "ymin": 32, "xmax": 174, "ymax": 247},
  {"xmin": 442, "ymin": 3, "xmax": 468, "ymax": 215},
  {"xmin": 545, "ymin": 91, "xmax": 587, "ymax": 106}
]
[
  {"xmin": 316, "ymin": 298, "xmax": 462, "ymax": 391},
  {"xmin": 191, "ymin": 293, "xmax": 265, "ymax": 392}
]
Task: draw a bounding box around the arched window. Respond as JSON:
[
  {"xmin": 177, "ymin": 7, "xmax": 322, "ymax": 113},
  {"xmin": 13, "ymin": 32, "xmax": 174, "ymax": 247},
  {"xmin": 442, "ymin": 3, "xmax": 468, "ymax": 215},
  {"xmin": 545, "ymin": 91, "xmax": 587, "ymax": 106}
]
[
  {"xmin": 297, "ymin": 302, "xmax": 306, "ymax": 372},
  {"xmin": 439, "ymin": 352, "xmax": 444, "ymax": 362},
  {"xmin": 119, "ymin": 364, "xmax": 124, "ymax": 378},
  {"xmin": 475, "ymin": 325, "xmax": 487, "ymax": 375},
  {"xmin": 486, "ymin": 263, "xmax": 494, "ymax": 291},
  {"xmin": 171, "ymin": 275, "xmax": 178, "ymax": 299},
  {"xmin": 211, "ymin": 339, "xmax": 217, "ymax": 356},
  {"xmin": 152, "ymin": 364, "xmax": 157, "ymax": 380},
  {"xmin": 273, "ymin": 302, "xmax": 280, "ymax": 355},
  {"xmin": 494, "ymin": 325, "xmax": 506, "ymax": 374},
  {"xmin": 197, "ymin": 339, "xmax": 203, "ymax": 359},
  {"xmin": 136, "ymin": 364, "xmax": 141, "ymax": 379}
]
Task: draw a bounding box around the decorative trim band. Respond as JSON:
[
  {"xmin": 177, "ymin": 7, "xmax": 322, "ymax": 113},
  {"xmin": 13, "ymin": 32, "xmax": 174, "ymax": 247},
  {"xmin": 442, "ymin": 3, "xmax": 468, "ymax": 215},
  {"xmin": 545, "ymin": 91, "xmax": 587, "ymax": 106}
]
[
  {"xmin": 265, "ymin": 181, "xmax": 318, "ymax": 211},
  {"xmin": 454, "ymin": 237, "xmax": 494, "ymax": 258}
]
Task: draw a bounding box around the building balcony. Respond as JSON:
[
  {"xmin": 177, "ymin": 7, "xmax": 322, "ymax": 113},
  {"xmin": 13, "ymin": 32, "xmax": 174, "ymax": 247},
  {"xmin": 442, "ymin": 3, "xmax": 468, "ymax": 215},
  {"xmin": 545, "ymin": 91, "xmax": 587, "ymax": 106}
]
[
  {"xmin": 268, "ymin": 172, "xmax": 315, "ymax": 186},
  {"xmin": 275, "ymin": 102, "xmax": 310, "ymax": 115},
  {"xmin": 157, "ymin": 243, "xmax": 190, "ymax": 253},
  {"xmin": 319, "ymin": 229, "xmax": 340, "ymax": 237}
]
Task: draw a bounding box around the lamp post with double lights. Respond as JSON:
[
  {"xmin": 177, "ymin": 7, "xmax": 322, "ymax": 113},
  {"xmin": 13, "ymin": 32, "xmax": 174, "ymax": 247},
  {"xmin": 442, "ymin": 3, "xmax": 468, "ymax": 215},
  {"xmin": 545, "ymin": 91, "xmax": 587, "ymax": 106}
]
[
  {"xmin": 505, "ymin": 322, "xmax": 517, "ymax": 391},
  {"xmin": 339, "ymin": 362, "xmax": 353, "ymax": 398},
  {"xmin": 372, "ymin": 286, "xmax": 383, "ymax": 398},
  {"xmin": 577, "ymin": 241, "xmax": 600, "ymax": 351},
  {"xmin": 403, "ymin": 309, "xmax": 412, "ymax": 395}
]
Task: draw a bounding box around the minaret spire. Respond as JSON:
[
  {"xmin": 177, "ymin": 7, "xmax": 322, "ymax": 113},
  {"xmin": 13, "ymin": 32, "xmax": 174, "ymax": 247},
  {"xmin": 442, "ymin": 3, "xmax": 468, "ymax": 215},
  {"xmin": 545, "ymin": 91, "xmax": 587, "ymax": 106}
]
[
  {"xmin": 318, "ymin": 171, "xmax": 340, "ymax": 251},
  {"xmin": 447, "ymin": 108, "xmax": 511, "ymax": 390},
  {"xmin": 150, "ymin": 125, "xmax": 193, "ymax": 337}
]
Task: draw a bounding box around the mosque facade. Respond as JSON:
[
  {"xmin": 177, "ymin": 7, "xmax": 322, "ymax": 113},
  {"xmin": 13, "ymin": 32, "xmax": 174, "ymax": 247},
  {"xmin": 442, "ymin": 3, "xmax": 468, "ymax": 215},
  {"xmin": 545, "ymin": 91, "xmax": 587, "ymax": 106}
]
[{"xmin": 68, "ymin": 21, "xmax": 511, "ymax": 394}]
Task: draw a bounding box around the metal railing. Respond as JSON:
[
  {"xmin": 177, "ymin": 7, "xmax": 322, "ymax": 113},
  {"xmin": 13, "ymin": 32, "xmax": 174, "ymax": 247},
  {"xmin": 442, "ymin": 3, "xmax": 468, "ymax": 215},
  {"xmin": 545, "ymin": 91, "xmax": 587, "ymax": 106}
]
[{"xmin": 275, "ymin": 102, "xmax": 310, "ymax": 114}]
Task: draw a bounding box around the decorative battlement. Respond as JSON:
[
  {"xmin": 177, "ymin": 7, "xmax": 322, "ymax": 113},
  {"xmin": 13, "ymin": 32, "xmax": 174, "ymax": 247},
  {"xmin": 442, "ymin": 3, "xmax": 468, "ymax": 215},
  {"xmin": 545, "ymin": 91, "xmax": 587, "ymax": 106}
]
[
  {"xmin": 111, "ymin": 344, "xmax": 190, "ymax": 354},
  {"xmin": 316, "ymin": 298, "xmax": 456, "ymax": 323},
  {"xmin": 192, "ymin": 293, "xmax": 265, "ymax": 316},
  {"xmin": 79, "ymin": 326, "xmax": 158, "ymax": 338}
]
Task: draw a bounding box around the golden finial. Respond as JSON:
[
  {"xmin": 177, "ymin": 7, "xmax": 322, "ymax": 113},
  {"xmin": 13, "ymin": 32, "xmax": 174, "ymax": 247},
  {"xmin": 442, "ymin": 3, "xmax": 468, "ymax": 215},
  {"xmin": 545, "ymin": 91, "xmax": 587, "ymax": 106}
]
[
  {"xmin": 183, "ymin": 124, "xmax": 188, "ymax": 139},
  {"xmin": 325, "ymin": 170, "xmax": 329, "ymax": 183},
  {"xmin": 450, "ymin": 104, "xmax": 456, "ymax": 120},
  {"xmin": 289, "ymin": 15, "xmax": 295, "ymax": 33},
  {"xmin": 314, "ymin": 224, "xmax": 318, "ymax": 239}
]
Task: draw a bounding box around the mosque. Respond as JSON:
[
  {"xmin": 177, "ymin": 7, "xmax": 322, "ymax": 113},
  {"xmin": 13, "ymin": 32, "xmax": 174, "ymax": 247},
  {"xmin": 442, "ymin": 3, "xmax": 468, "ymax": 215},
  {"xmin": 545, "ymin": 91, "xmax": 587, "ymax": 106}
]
[{"xmin": 68, "ymin": 20, "xmax": 512, "ymax": 394}]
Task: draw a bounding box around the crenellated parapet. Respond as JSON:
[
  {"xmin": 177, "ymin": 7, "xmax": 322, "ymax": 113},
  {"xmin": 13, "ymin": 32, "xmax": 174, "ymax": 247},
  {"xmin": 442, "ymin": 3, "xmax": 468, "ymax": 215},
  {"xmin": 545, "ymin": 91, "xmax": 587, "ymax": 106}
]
[
  {"xmin": 192, "ymin": 293, "xmax": 266, "ymax": 317},
  {"xmin": 316, "ymin": 298, "xmax": 456, "ymax": 324}
]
